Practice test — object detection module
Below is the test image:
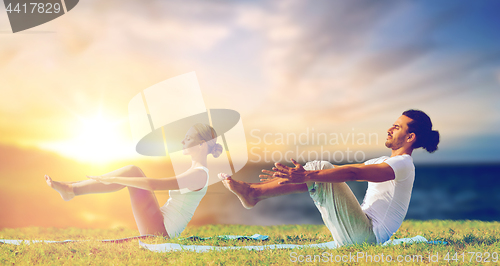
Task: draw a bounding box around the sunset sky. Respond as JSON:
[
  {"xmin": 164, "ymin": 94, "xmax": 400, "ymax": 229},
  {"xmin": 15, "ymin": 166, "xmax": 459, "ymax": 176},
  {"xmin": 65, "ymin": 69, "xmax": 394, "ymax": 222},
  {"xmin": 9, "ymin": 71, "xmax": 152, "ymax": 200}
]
[{"xmin": 1, "ymin": 0, "xmax": 499, "ymax": 229}]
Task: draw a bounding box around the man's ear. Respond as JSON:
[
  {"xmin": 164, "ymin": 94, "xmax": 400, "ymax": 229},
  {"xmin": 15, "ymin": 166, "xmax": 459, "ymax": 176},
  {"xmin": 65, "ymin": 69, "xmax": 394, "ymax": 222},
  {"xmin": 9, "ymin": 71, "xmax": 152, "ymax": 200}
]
[{"xmin": 407, "ymin": 132, "xmax": 416, "ymax": 144}]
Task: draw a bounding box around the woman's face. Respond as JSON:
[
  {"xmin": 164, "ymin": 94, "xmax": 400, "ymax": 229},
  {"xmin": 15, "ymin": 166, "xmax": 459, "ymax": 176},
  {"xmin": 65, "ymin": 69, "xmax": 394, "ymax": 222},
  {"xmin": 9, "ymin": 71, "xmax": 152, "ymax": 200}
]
[{"xmin": 181, "ymin": 127, "xmax": 202, "ymax": 155}]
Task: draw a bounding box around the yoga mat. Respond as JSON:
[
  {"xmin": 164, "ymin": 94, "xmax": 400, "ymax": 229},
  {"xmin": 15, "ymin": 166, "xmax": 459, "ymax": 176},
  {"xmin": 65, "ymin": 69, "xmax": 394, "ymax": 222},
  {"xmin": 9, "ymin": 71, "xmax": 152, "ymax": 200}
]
[
  {"xmin": 0, "ymin": 234, "xmax": 268, "ymax": 245},
  {"xmin": 0, "ymin": 235, "xmax": 155, "ymax": 245},
  {"xmin": 181, "ymin": 234, "xmax": 268, "ymax": 241},
  {"xmin": 0, "ymin": 234, "xmax": 446, "ymax": 252},
  {"xmin": 139, "ymin": 235, "xmax": 447, "ymax": 253}
]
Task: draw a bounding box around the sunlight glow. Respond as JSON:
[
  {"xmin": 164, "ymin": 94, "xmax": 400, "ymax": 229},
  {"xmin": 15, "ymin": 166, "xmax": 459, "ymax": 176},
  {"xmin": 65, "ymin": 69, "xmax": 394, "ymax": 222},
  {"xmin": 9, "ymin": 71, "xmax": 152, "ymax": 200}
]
[{"xmin": 39, "ymin": 113, "xmax": 139, "ymax": 163}]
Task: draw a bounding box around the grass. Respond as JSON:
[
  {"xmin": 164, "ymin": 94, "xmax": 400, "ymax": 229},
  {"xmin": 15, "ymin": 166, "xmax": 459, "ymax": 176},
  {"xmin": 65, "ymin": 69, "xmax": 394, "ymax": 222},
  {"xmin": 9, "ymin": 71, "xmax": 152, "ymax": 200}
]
[{"xmin": 1, "ymin": 220, "xmax": 499, "ymax": 265}]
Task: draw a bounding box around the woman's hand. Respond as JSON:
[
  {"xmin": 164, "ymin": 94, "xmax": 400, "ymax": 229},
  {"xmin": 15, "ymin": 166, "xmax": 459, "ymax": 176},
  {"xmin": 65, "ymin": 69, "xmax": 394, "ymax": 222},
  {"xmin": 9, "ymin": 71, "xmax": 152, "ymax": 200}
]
[{"xmin": 86, "ymin": 175, "xmax": 114, "ymax": 185}]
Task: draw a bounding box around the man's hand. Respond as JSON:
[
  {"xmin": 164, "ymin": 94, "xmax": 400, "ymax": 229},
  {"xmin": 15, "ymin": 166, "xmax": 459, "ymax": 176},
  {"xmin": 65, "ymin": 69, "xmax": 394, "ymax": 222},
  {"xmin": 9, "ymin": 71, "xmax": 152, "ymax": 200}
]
[
  {"xmin": 259, "ymin": 160, "xmax": 297, "ymax": 182},
  {"xmin": 261, "ymin": 159, "xmax": 310, "ymax": 185},
  {"xmin": 258, "ymin": 169, "xmax": 280, "ymax": 182}
]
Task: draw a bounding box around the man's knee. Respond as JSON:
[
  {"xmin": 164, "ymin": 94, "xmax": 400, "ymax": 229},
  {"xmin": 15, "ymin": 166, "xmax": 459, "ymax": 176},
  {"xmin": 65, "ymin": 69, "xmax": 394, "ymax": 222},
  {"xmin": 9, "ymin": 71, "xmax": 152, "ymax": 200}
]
[{"xmin": 320, "ymin": 161, "xmax": 334, "ymax": 170}]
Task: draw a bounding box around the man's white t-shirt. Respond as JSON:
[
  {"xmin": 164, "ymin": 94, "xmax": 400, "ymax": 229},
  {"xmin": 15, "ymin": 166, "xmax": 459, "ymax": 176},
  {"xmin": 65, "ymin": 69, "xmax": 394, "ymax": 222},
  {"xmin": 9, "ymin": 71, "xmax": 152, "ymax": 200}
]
[{"xmin": 361, "ymin": 154, "xmax": 415, "ymax": 243}]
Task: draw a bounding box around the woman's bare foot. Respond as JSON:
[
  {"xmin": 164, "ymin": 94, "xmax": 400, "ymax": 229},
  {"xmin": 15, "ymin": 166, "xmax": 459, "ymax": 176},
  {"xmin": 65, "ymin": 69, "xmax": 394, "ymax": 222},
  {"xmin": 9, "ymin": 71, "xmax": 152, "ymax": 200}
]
[
  {"xmin": 45, "ymin": 175, "xmax": 75, "ymax": 201},
  {"xmin": 218, "ymin": 173, "xmax": 258, "ymax": 209}
]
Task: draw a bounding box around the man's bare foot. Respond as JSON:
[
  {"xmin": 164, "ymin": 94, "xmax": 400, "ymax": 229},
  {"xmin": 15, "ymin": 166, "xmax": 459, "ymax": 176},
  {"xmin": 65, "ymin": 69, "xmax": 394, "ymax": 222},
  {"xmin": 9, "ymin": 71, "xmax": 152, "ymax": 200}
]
[
  {"xmin": 45, "ymin": 175, "xmax": 75, "ymax": 201},
  {"xmin": 218, "ymin": 173, "xmax": 258, "ymax": 209}
]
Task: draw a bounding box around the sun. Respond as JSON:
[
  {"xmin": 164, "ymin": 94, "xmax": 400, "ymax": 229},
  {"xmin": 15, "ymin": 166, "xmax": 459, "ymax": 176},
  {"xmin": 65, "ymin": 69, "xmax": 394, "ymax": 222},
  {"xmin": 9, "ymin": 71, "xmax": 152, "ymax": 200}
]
[{"xmin": 40, "ymin": 113, "xmax": 138, "ymax": 163}]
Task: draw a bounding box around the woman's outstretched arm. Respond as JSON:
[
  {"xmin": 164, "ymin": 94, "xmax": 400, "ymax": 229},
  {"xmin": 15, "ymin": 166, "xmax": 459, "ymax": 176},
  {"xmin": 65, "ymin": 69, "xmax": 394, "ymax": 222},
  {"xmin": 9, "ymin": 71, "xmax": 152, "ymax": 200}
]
[{"xmin": 88, "ymin": 169, "xmax": 207, "ymax": 191}]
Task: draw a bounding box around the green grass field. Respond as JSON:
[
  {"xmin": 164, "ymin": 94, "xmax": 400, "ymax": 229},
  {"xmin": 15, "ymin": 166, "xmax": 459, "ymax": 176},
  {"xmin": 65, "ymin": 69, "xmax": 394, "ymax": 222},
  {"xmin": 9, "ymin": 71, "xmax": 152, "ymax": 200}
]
[{"xmin": 1, "ymin": 220, "xmax": 499, "ymax": 265}]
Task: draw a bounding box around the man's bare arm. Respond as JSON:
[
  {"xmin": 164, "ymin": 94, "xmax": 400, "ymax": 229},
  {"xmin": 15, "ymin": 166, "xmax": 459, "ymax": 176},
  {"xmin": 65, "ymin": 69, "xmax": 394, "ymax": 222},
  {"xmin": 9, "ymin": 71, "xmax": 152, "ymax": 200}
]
[
  {"xmin": 273, "ymin": 159, "xmax": 395, "ymax": 184},
  {"xmin": 305, "ymin": 163, "xmax": 395, "ymax": 183}
]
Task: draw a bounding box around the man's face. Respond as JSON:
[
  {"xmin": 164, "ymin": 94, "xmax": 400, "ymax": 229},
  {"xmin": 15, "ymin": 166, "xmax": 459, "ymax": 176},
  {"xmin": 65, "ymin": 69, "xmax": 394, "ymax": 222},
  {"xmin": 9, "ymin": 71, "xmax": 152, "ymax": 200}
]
[{"xmin": 385, "ymin": 115, "xmax": 413, "ymax": 150}]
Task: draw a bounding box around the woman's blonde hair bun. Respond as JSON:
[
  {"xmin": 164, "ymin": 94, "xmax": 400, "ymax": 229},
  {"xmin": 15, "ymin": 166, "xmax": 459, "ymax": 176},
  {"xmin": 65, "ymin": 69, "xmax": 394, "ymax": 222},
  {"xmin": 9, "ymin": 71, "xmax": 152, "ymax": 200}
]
[
  {"xmin": 211, "ymin": 143, "xmax": 223, "ymax": 158},
  {"xmin": 192, "ymin": 123, "xmax": 223, "ymax": 158}
]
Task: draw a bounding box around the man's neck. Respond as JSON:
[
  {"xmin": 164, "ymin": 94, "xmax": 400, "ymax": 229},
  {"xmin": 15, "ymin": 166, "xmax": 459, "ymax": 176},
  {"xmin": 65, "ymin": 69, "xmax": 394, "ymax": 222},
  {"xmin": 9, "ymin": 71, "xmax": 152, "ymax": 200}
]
[{"xmin": 390, "ymin": 147, "xmax": 413, "ymax": 157}]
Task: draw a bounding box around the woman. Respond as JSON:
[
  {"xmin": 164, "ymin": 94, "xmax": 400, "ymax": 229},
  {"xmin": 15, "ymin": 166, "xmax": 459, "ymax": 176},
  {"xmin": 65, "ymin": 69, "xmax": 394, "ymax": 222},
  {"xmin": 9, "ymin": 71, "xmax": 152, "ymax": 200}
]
[{"xmin": 45, "ymin": 123, "xmax": 222, "ymax": 238}]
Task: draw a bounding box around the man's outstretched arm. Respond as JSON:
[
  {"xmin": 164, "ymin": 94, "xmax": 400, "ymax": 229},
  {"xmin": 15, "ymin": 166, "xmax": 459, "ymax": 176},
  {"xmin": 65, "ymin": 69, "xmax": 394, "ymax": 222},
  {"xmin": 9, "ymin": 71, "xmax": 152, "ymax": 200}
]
[
  {"xmin": 273, "ymin": 159, "xmax": 395, "ymax": 184},
  {"xmin": 306, "ymin": 163, "xmax": 395, "ymax": 183}
]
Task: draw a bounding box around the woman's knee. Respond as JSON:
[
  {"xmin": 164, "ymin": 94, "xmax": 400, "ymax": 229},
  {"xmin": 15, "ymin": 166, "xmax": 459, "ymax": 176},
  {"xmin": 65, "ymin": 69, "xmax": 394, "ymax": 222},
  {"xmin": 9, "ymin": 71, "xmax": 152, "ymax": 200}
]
[{"xmin": 123, "ymin": 165, "xmax": 146, "ymax": 177}]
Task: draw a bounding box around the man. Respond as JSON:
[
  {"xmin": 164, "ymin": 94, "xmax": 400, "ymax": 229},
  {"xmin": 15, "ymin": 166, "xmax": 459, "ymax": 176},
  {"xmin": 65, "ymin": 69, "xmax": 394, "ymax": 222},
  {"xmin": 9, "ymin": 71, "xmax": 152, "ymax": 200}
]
[{"xmin": 218, "ymin": 109, "xmax": 440, "ymax": 246}]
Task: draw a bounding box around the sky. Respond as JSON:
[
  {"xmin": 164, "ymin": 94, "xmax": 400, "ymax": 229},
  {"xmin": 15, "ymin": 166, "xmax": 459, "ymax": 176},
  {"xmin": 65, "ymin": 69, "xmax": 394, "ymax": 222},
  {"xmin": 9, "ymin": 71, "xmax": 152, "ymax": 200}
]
[{"xmin": 0, "ymin": 0, "xmax": 499, "ymax": 229}]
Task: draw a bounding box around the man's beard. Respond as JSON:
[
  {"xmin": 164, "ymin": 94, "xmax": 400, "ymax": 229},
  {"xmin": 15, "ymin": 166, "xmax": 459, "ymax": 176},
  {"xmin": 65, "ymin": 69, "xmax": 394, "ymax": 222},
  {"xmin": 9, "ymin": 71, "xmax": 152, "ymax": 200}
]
[
  {"xmin": 385, "ymin": 135, "xmax": 393, "ymax": 148},
  {"xmin": 385, "ymin": 140, "xmax": 392, "ymax": 148},
  {"xmin": 385, "ymin": 138, "xmax": 403, "ymax": 150}
]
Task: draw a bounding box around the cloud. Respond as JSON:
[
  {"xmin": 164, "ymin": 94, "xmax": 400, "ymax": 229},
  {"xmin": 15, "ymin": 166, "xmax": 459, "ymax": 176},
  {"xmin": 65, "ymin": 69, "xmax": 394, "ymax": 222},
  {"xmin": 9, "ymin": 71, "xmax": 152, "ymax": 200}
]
[
  {"xmin": 1, "ymin": 0, "xmax": 499, "ymax": 164},
  {"xmin": 235, "ymin": 0, "xmax": 499, "ymax": 126},
  {"xmin": 0, "ymin": 0, "xmax": 240, "ymax": 147},
  {"xmin": 257, "ymin": 0, "xmax": 403, "ymax": 88},
  {"xmin": 232, "ymin": 1, "xmax": 418, "ymax": 119}
]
